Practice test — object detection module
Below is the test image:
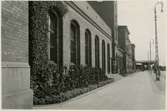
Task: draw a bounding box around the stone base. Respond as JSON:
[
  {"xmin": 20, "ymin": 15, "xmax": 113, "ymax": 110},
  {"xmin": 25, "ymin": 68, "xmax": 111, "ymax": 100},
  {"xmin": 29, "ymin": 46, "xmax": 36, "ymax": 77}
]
[
  {"xmin": 2, "ymin": 89, "xmax": 33, "ymax": 109},
  {"xmin": 2, "ymin": 62, "xmax": 33, "ymax": 109}
]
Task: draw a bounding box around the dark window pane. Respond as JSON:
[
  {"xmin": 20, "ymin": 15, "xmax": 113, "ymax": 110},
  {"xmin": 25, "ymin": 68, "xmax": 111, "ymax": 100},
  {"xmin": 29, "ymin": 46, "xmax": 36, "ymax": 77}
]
[
  {"xmin": 49, "ymin": 12, "xmax": 58, "ymax": 63},
  {"xmin": 95, "ymin": 36, "xmax": 100, "ymax": 68},
  {"xmin": 85, "ymin": 30, "xmax": 91, "ymax": 66},
  {"xmin": 107, "ymin": 44, "xmax": 110, "ymax": 73},
  {"xmin": 102, "ymin": 40, "xmax": 106, "ymax": 73},
  {"xmin": 70, "ymin": 20, "xmax": 80, "ymax": 65}
]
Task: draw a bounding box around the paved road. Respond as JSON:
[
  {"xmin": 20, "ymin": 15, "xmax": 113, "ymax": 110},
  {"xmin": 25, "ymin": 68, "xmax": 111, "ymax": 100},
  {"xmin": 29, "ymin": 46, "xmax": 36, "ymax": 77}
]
[{"xmin": 34, "ymin": 71, "xmax": 165, "ymax": 110}]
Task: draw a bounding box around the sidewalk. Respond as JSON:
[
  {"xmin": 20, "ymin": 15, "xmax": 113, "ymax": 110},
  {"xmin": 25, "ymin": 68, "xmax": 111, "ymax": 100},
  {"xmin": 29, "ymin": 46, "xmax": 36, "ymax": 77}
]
[
  {"xmin": 34, "ymin": 71, "xmax": 165, "ymax": 110},
  {"xmin": 149, "ymin": 71, "xmax": 166, "ymax": 94},
  {"xmin": 107, "ymin": 73, "xmax": 124, "ymax": 81}
]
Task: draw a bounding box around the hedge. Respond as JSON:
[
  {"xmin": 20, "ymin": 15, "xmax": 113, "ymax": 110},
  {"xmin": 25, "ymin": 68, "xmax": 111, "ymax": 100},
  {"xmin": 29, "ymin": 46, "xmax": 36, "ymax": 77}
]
[
  {"xmin": 31, "ymin": 62, "xmax": 111, "ymax": 105},
  {"xmin": 33, "ymin": 79, "xmax": 114, "ymax": 105}
]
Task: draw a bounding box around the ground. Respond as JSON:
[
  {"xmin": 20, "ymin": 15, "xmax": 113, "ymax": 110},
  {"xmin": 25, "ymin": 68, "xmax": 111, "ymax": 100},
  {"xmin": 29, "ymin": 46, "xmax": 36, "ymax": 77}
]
[{"xmin": 34, "ymin": 71, "xmax": 165, "ymax": 110}]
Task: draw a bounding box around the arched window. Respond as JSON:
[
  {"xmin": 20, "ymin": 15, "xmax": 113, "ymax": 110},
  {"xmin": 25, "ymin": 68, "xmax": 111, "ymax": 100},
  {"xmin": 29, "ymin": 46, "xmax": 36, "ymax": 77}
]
[
  {"xmin": 70, "ymin": 20, "xmax": 80, "ymax": 65},
  {"xmin": 107, "ymin": 43, "xmax": 110, "ymax": 73},
  {"xmin": 48, "ymin": 10, "xmax": 59, "ymax": 63},
  {"xmin": 95, "ymin": 36, "xmax": 100, "ymax": 68},
  {"xmin": 85, "ymin": 29, "xmax": 92, "ymax": 66},
  {"xmin": 102, "ymin": 40, "xmax": 106, "ymax": 73}
]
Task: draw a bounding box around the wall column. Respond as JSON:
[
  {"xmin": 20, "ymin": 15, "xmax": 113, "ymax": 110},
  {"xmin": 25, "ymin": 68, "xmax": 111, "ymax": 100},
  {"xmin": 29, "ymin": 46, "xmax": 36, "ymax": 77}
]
[{"xmin": 2, "ymin": 1, "xmax": 33, "ymax": 108}]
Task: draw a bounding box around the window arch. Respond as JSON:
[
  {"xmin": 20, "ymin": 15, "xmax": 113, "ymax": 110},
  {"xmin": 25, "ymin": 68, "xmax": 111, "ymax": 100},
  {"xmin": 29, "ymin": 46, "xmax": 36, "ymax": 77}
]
[
  {"xmin": 107, "ymin": 43, "xmax": 110, "ymax": 73},
  {"xmin": 102, "ymin": 40, "xmax": 106, "ymax": 73},
  {"xmin": 85, "ymin": 29, "xmax": 92, "ymax": 66},
  {"xmin": 48, "ymin": 10, "xmax": 60, "ymax": 64},
  {"xmin": 70, "ymin": 20, "xmax": 80, "ymax": 65},
  {"xmin": 95, "ymin": 36, "xmax": 100, "ymax": 68}
]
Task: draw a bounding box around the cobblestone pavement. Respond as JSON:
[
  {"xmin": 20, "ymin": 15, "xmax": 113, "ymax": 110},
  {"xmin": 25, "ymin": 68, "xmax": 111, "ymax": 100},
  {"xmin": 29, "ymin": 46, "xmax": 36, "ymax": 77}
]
[{"xmin": 34, "ymin": 71, "xmax": 165, "ymax": 110}]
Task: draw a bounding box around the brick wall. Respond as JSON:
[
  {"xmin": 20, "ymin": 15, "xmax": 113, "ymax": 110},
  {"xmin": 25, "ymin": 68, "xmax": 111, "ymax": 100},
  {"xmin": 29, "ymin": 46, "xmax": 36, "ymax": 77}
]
[
  {"xmin": 2, "ymin": 1, "xmax": 28, "ymax": 62},
  {"xmin": 2, "ymin": 1, "xmax": 33, "ymax": 108}
]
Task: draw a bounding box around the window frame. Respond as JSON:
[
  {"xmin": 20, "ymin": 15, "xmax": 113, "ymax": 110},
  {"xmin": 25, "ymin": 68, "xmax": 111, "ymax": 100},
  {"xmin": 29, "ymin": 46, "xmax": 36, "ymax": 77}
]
[
  {"xmin": 95, "ymin": 35, "xmax": 100, "ymax": 68},
  {"xmin": 85, "ymin": 29, "xmax": 92, "ymax": 66},
  {"xmin": 47, "ymin": 10, "xmax": 59, "ymax": 63}
]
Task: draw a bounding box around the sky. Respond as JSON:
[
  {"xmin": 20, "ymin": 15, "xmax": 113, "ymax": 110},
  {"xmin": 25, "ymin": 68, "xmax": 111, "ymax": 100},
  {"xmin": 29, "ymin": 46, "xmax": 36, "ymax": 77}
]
[{"xmin": 117, "ymin": 0, "xmax": 166, "ymax": 66}]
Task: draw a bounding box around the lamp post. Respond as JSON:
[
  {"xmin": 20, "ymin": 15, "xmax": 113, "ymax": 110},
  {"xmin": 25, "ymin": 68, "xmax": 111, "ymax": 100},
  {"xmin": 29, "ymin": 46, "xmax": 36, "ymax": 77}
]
[{"xmin": 154, "ymin": 1, "xmax": 163, "ymax": 80}]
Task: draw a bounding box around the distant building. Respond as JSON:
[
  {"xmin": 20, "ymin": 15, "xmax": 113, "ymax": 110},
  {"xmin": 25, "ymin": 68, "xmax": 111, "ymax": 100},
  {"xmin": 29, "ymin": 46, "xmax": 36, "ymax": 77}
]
[
  {"xmin": 118, "ymin": 26, "xmax": 135, "ymax": 74},
  {"xmin": 135, "ymin": 60, "xmax": 153, "ymax": 71},
  {"xmin": 117, "ymin": 48, "xmax": 125, "ymax": 74},
  {"xmin": 131, "ymin": 44, "xmax": 136, "ymax": 71},
  {"xmin": 126, "ymin": 39, "xmax": 132, "ymax": 73}
]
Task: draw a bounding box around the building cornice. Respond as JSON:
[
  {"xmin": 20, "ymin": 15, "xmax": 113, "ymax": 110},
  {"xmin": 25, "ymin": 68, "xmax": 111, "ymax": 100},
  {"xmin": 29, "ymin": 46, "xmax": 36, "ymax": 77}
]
[{"xmin": 65, "ymin": 1, "xmax": 112, "ymax": 41}]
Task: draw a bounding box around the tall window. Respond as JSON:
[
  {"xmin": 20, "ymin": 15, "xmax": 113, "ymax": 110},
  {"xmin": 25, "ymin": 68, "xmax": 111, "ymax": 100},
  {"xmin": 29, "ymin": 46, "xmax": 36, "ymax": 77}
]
[
  {"xmin": 70, "ymin": 20, "xmax": 80, "ymax": 65},
  {"xmin": 95, "ymin": 36, "xmax": 100, "ymax": 68},
  {"xmin": 85, "ymin": 29, "xmax": 92, "ymax": 66},
  {"xmin": 48, "ymin": 10, "xmax": 59, "ymax": 63},
  {"xmin": 107, "ymin": 44, "xmax": 110, "ymax": 73},
  {"xmin": 102, "ymin": 40, "xmax": 106, "ymax": 73}
]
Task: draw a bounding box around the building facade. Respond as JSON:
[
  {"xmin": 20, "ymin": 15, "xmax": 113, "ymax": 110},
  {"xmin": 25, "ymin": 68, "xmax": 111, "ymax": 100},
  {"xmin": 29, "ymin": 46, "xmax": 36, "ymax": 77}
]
[
  {"xmin": 29, "ymin": 1, "xmax": 113, "ymax": 75},
  {"xmin": 116, "ymin": 48, "xmax": 125, "ymax": 74},
  {"xmin": 126, "ymin": 39, "xmax": 133, "ymax": 73},
  {"xmin": 2, "ymin": 1, "xmax": 117, "ymax": 108},
  {"xmin": 89, "ymin": 1, "xmax": 118, "ymax": 73}
]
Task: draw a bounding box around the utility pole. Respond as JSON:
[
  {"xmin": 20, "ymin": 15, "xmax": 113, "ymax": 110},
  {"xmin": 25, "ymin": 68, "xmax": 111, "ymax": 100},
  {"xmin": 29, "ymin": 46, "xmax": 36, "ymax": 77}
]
[
  {"xmin": 150, "ymin": 39, "xmax": 154, "ymax": 71},
  {"xmin": 150, "ymin": 41, "xmax": 151, "ymax": 70},
  {"xmin": 154, "ymin": 1, "xmax": 163, "ymax": 80}
]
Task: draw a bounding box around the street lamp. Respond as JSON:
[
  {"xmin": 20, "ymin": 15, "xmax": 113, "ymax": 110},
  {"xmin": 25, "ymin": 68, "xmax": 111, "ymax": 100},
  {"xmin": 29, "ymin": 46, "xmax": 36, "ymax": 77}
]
[{"xmin": 154, "ymin": 1, "xmax": 164, "ymax": 80}]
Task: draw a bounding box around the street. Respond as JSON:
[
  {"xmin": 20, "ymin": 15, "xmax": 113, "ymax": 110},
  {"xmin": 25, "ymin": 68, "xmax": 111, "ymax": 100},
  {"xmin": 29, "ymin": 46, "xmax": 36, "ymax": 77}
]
[{"xmin": 34, "ymin": 71, "xmax": 165, "ymax": 110}]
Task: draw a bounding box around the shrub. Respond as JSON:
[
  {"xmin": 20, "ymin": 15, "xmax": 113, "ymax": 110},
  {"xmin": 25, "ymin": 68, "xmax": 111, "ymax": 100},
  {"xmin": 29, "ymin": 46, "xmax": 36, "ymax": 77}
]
[
  {"xmin": 31, "ymin": 61, "xmax": 62, "ymax": 98},
  {"xmin": 79, "ymin": 66, "xmax": 89, "ymax": 87},
  {"xmin": 88, "ymin": 67, "xmax": 98, "ymax": 84}
]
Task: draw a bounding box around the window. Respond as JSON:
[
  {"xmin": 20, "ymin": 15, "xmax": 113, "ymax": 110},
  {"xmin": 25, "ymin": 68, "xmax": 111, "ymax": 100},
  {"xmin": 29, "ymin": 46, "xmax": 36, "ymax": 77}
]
[
  {"xmin": 95, "ymin": 36, "xmax": 100, "ymax": 68},
  {"xmin": 107, "ymin": 43, "xmax": 110, "ymax": 73},
  {"xmin": 70, "ymin": 20, "xmax": 80, "ymax": 65},
  {"xmin": 102, "ymin": 40, "xmax": 106, "ymax": 73},
  {"xmin": 48, "ymin": 10, "xmax": 59, "ymax": 63},
  {"xmin": 85, "ymin": 29, "xmax": 92, "ymax": 66}
]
